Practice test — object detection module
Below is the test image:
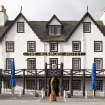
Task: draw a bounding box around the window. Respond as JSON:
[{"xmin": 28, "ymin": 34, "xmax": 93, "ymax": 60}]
[
  {"xmin": 6, "ymin": 58, "xmax": 14, "ymax": 70},
  {"xmin": 39, "ymin": 79, "xmax": 45, "ymax": 90},
  {"xmin": 50, "ymin": 58, "xmax": 58, "ymax": 69},
  {"xmin": 63, "ymin": 79, "xmax": 69, "ymax": 91},
  {"xmin": 17, "ymin": 22, "xmax": 24, "ymax": 33},
  {"xmin": 72, "ymin": 58, "xmax": 81, "ymax": 70},
  {"xmin": 27, "ymin": 58, "xmax": 36, "ymax": 70},
  {"xmin": 27, "ymin": 41, "xmax": 36, "ymax": 52},
  {"xmin": 72, "ymin": 80, "xmax": 81, "ymax": 90},
  {"xmin": 48, "ymin": 25, "xmax": 61, "ymax": 35},
  {"xmin": 6, "ymin": 41, "xmax": 14, "ymax": 52},
  {"xmin": 50, "ymin": 42, "xmax": 58, "ymax": 52},
  {"xmin": 83, "ymin": 22, "xmax": 91, "ymax": 33},
  {"xmin": 72, "ymin": 41, "xmax": 81, "ymax": 52},
  {"xmin": 4, "ymin": 79, "xmax": 11, "ymax": 89},
  {"xmin": 94, "ymin": 58, "xmax": 103, "ymax": 70},
  {"xmin": 94, "ymin": 41, "xmax": 102, "ymax": 52},
  {"xmin": 96, "ymin": 80, "xmax": 103, "ymax": 91},
  {"xmin": 26, "ymin": 79, "xmax": 35, "ymax": 89}
]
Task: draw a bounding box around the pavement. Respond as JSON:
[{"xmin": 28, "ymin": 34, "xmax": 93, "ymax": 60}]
[{"xmin": 0, "ymin": 95, "xmax": 105, "ymax": 105}]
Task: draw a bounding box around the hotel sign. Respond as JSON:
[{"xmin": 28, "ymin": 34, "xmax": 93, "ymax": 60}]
[
  {"xmin": 23, "ymin": 52, "xmax": 85, "ymax": 56},
  {"xmin": 47, "ymin": 69, "xmax": 62, "ymax": 76}
]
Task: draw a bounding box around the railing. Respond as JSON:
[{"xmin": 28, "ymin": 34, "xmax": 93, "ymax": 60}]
[{"xmin": 0, "ymin": 69, "xmax": 105, "ymax": 77}]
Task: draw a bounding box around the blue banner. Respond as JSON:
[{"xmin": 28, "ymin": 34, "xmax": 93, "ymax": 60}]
[
  {"xmin": 91, "ymin": 63, "xmax": 96, "ymax": 91},
  {"xmin": 10, "ymin": 60, "xmax": 16, "ymax": 87}
]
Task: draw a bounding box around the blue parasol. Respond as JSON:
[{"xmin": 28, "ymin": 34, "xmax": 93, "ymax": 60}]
[
  {"xmin": 91, "ymin": 63, "xmax": 96, "ymax": 91},
  {"xmin": 10, "ymin": 60, "xmax": 16, "ymax": 87}
]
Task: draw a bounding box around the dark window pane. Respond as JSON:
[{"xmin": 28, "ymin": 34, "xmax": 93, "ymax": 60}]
[
  {"xmin": 6, "ymin": 41, "xmax": 14, "ymax": 52},
  {"xmin": 50, "ymin": 58, "xmax": 58, "ymax": 69},
  {"xmin": 6, "ymin": 58, "xmax": 14, "ymax": 70},
  {"xmin": 72, "ymin": 41, "xmax": 81, "ymax": 52},
  {"xmin": 96, "ymin": 80, "xmax": 103, "ymax": 91},
  {"xmin": 83, "ymin": 22, "xmax": 91, "ymax": 33},
  {"xmin": 27, "ymin": 41, "xmax": 36, "ymax": 52},
  {"xmin": 27, "ymin": 58, "xmax": 36, "ymax": 70},
  {"xmin": 17, "ymin": 22, "xmax": 24, "ymax": 33},
  {"xmin": 48, "ymin": 25, "xmax": 61, "ymax": 35},
  {"xmin": 94, "ymin": 41, "xmax": 102, "ymax": 52},
  {"xmin": 94, "ymin": 58, "xmax": 103, "ymax": 70},
  {"xmin": 26, "ymin": 79, "xmax": 35, "ymax": 89},
  {"xmin": 72, "ymin": 58, "xmax": 81, "ymax": 70},
  {"xmin": 50, "ymin": 42, "xmax": 58, "ymax": 52},
  {"xmin": 39, "ymin": 79, "xmax": 45, "ymax": 90},
  {"xmin": 63, "ymin": 79, "xmax": 69, "ymax": 91},
  {"xmin": 4, "ymin": 79, "xmax": 11, "ymax": 89},
  {"xmin": 72, "ymin": 80, "xmax": 81, "ymax": 90}
]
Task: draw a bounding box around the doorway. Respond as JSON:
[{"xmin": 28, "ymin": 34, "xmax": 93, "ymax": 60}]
[{"xmin": 48, "ymin": 77, "xmax": 60, "ymax": 96}]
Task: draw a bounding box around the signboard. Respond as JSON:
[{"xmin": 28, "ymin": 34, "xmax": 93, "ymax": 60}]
[{"xmin": 23, "ymin": 52, "xmax": 85, "ymax": 56}]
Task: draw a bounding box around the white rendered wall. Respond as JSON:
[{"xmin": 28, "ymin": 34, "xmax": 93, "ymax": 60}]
[
  {"xmin": 84, "ymin": 17, "xmax": 104, "ymax": 69},
  {"xmin": 49, "ymin": 18, "xmax": 61, "ymax": 25},
  {"xmin": 0, "ymin": 16, "xmax": 44, "ymax": 70}
]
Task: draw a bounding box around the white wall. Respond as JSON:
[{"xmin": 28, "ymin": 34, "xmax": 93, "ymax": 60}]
[
  {"xmin": 49, "ymin": 18, "xmax": 61, "ymax": 25},
  {"xmin": 0, "ymin": 14, "xmax": 104, "ymax": 73},
  {"xmin": 0, "ymin": 15, "xmax": 44, "ymax": 70},
  {"xmin": 84, "ymin": 17, "xmax": 104, "ymax": 69}
]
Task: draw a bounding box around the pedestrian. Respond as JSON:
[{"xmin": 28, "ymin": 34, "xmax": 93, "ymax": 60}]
[
  {"xmin": 63, "ymin": 90, "xmax": 67, "ymax": 102},
  {"xmin": 41, "ymin": 88, "xmax": 45, "ymax": 99}
]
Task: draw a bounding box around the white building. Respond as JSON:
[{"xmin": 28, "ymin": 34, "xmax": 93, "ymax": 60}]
[{"xmin": 0, "ymin": 5, "xmax": 105, "ymax": 97}]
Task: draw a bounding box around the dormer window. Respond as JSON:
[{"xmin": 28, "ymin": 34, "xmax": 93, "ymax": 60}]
[
  {"xmin": 83, "ymin": 22, "xmax": 91, "ymax": 33},
  {"xmin": 17, "ymin": 22, "xmax": 24, "ymax": 33},
  {"xmin": 47, "ymin": 15, "xmax": 63, "ymax": 36},
  {"xmin": 48, "ymin": 25, "xmax": 61, "ymax": 36}
]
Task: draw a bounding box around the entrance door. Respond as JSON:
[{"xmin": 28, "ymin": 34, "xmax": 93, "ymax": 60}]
[{"xmin": 48, "ymin": 77, "xmax": 60, "ymax": 96}]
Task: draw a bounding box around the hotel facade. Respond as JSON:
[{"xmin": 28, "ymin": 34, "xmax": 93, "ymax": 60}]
[{"xmin": 0, "ymin": 5, "xmax": 105, "ymax": 97}]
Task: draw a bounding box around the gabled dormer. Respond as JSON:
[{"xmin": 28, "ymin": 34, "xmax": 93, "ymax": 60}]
[{"xmin": 47, "ymin": 15, "xmax": 63, "ymax": 36}]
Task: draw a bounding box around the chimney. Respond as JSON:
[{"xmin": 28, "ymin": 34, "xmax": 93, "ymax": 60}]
[
  {"xmin": 0, "ymin": 5, "xmax": 8, "ymax": 26},
  {"xmin": 100, "ymin": 7, "xmax": 105, "ymax": 25}
]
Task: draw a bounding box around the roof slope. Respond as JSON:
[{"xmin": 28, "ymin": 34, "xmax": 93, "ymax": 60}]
[{"xmin": 0, "ymin": 12, "xmax": 105, "ymax": 42}]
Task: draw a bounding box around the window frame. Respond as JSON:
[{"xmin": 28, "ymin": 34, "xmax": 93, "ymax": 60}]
[
  {"xmin": 94, "ymin": 41, "xmax": 103, "ymax": 52},
  {"xmin": 83, "ymin": 22, "xmax": 91, "ymax": 33},
  {"xmin": 26, "ymin": 78, "xmax": 35, "ymax": 89},
  {"xmin": 72, "ymin": 58, "xmax": 81, "ymax": 70},
  {"xmin": 6, "ymin": 58, "xmax": 14, "ymax": 70},
  {"xmin": 39, "ymin": 79, "xmax": 45, "ymax": 90},
  {"xmin": 17, "ymin": 22, "xmax": 24, "ymax": 33},
  {"xmin": 6, "ymin": 41, "xmax": 14, "ymax": 52},
  {"xmin": 72, "ymin": 80, "xmax": 81, "ymax": 90},
  {"xmin": 48, "ymin": 25, "xmax": 61, "ymax": 36},
  {"xmin": 72, "ymin": 41, "xmax": 81, "ymax": 52},
  {"xmin": 63, "ymin": 79, "xmax": 69, "ymax": 91},
  {"xmin": 49, "ymin": 58, "xmax": 58, "ymax": 70},
  {"xmin": 50, "ymin": 42, "xmax": 58, "ymax": 52},
  {"xmin": 96, "ymin": 80, "xmax": 103, "ymax": 91},
  {"xmin": 27, "ymin": 41, "xmax": 36, "ymax": 52},
  {"xmin": 94, "ymin": 58, "xmax": 103, "ymax": 70},
  {"xmin": 4, "ymin": 79, "xmax": 11, "ymax": 89},
  {"xmin": 27, "ymin": 58, "xmax": 36, "ymax": 70}
]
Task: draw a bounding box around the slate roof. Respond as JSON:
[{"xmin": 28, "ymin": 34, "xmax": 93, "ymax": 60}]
[
  {"xmin": 0, "ymin": 21, "xmax": 13, "ymax": 40},
  {"xmin": 29, "ymin": 21, "xmax": 79, "ymax": 42},
  {"xmin": 0, "ymin": 12, "xmax": 105, "ymax": 42}
]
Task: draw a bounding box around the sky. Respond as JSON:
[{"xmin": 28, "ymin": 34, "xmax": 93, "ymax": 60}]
[{"xmin": 0, "ymin": 0, "xmax": 105, "ymax": 21}]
